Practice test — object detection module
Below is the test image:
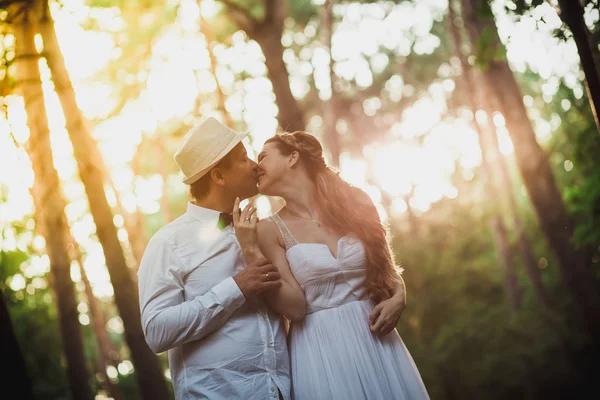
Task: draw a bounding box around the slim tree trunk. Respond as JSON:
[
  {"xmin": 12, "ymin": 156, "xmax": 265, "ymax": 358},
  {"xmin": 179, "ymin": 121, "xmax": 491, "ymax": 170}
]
[
  {"xmin": 490, "ymin": 217, "xmax": 522, "ymax": 309},
  {"xmin": 154, "ymin": 136, "xmax": 174, "ymax": 224},
  {"xmin": 12, "ymin": 4, "xmax": 94, "ymax": 399},
  {"xmin": 461, "ymin": 0, "xmax": 600, "ymax": 340},
  {"xmin": 483, "ymin": 115, "xmax": 551, "ymax": 308},
  {"xmin": 253, "ymin": 31, "xmax": 305, "ymax": 132},
  {"xmin": 69, "ymin": 241, "xmax": 125, "ymax": 400},
  {"xmin": 197, "ymin": 2, "xmax": 234, "ymax": 128},
  {"xmin": 585, "ymin": 25, "xmax": 600, "ymax": 76},
  {"xmin": 77, "ymin": 133, "xmax": 145, "ymax": 275},
  {"xmin": 557, "ymin": 0, "xmax": 600, "ymax": 133},
  {"xmin": 37, "ymin": 2, "xmax": 171, "ymax": 398},
  {"xmin": 0, "ymin": 287, "xmax": 36, "ymax": 400},
  {"xmin": 450, "ymin": 0, "xmax": 550, "ymax": 308},
  {"xmin": 447, "ymin": 0, "xmax": 523, "ymax": 309},
  {"xmin": 108, "ymin": 177, "xmax": 145, "ymax": 273},
  {"xmin": 221, "ymin": 0, "xmax": 305, "ymax": 131},
  {"xmin": 321, "ymin": 0, "xmax": 341, "ymax": 166}
]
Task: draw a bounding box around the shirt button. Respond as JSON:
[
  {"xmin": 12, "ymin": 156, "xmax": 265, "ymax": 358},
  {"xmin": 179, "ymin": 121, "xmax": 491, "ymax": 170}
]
[{"xmin": 271, "ymin": 387, "xmax": 275, "ymax": 392}]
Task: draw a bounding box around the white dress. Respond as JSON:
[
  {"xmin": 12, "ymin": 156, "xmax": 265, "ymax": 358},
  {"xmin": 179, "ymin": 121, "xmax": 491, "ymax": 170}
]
[{"xmin": 271, "ymin": 214, "xmax": 430, "ymax": 400}]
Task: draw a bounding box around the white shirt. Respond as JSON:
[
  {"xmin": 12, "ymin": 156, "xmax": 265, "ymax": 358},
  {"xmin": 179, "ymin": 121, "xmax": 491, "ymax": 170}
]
[{"xmin": 138, "ymin": 202, "xmax": 290, "ymax": 400}]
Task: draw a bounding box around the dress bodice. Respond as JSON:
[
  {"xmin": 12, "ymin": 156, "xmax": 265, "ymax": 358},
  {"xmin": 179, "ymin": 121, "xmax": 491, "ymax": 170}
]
[{"xmin": 271, "ymin": 214, "xmax": 369, "ymax": 314}]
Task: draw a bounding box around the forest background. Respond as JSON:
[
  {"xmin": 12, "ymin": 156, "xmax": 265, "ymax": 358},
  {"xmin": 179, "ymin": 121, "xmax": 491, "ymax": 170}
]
[{"xmin": 1, "ymin": 0, "xmax": 600, "ymax": 399}]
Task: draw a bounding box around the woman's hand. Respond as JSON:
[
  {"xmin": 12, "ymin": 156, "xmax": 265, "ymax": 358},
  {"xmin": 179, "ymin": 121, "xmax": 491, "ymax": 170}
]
[
  {"xmin": 369, "ymin": 296, "xmax": 406, "ymax": 336},
  {"xmin": 232, "ymin": 197, "xmax": 260, "ymax": 262}
]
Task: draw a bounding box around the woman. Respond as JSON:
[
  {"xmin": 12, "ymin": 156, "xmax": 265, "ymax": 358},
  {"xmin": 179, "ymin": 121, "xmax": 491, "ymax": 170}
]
[{"xmin": 235, "ymin": 131, "xmax": 429, "ymax": 399}]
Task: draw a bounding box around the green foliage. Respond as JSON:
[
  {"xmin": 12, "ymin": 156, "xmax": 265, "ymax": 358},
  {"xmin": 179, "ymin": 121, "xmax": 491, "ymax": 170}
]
[
  {"xmin": 0, "ymin": 249, "xmax": 28, "ymax": 280},
  {"xmin": 392, "ymin": 178, "xmax": 589, "ymax": 399},
  {"xmin": 2, "ymin": 1, "xmax": 599, "ymax": 399},
  {"xmin": 1, "ymin": 247, "xmax": 70, "ymax": 399},
  {"xmin": 518, "ymin": 75, "xmax": 600, "ymax": 254},
  {"xmin": 474, "ymin": 26, "xmax": 508, "ymax": 68},
  {"xmin": 0, "ymin": 219, "xmax": 139, "ymax": 399}
]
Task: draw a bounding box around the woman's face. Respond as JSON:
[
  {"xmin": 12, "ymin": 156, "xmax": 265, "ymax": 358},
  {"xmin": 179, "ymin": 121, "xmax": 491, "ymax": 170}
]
[{"xmin": 256, "ymin": 142, "xmax": 292, "ymax": 196}]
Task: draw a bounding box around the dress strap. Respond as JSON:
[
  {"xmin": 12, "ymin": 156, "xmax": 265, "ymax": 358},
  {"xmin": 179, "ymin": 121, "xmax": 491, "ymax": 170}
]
[{"xmin": 270, "ymin": 213, "xmax": 298, "ymax": 250}]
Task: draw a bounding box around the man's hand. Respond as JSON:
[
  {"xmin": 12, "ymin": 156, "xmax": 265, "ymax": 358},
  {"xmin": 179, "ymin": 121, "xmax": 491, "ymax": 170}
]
[
  {"xmin": 369, "ymin": 296, "xmax": 406, "ymax": 336},
  {"xmin": 232, "ymin": 197, "xmax": 261, "ymax": 261},
  {"xmin": 233, "ymin": 258, "xmax": 282, "ymax": 298}
]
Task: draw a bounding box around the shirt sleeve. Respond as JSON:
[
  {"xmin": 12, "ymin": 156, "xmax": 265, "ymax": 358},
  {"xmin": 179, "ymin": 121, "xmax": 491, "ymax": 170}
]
[{"xmin": 138, "ymin": 237, "xmax": 246, "ymax": 353}]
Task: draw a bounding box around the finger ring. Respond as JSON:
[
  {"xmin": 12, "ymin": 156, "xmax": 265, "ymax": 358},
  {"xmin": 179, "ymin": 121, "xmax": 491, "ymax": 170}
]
[{"xmin": 245, "ymin": 217, "xmax": 250, "ymax": 221}]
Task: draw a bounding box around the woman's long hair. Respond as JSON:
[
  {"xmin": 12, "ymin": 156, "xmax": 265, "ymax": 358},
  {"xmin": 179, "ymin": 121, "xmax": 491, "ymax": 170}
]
[{"xmin": 265, "ymin": 131, "xmax": 401, "ymax": 303}]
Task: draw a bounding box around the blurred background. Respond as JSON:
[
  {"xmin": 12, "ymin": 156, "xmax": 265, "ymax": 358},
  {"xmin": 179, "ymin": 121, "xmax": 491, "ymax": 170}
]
[{"xmin": 1, "ymin": 0, "xmax": 600, "ymax": 399}]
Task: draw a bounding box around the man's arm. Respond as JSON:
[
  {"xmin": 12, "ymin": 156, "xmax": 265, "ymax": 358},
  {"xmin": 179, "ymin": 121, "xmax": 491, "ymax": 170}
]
[{"xmin": 138, "ymin": 237, "xmax": 246, "ymax": 353}]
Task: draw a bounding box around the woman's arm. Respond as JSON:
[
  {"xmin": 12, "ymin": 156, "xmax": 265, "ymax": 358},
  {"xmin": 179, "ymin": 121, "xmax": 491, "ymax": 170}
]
[
  {"xmin": 369, "ymin": 276, "xmax": 407, "ymax": 335},
  {"xmin": 256, "ymin": 219, "xmax": 307, "ymax": 321},
  {"xmin": 232, "ymin": 199, "xmax": 306, "ymax": 321}
]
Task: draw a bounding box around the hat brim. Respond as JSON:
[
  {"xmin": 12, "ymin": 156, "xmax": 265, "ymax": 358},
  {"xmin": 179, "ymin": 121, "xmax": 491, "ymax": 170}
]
[{"xmin": 183, "ymin": 130, "xmax": 250, "ymax": 185}]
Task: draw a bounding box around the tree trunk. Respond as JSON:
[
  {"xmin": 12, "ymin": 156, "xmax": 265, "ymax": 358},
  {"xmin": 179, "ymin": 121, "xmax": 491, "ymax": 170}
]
[
  {"xmin": 223, "ymin": 0, "xmax": 305, "ymax": 131},
  {"xmin": 253, "ymin": 30, "xmax": 305, "ymax": 132},
  {"xmin": 461, "ymin": 0, "xmax": 600, "ymax": 340},
  {"xmin": 491, "ymin": 217, "xmax": 522, "ymax": 309},
  {"xmin": 69, "ymin": 241, "xmax": 126, "ymax": 400},
  {"xmin": 37, "ymin": 2, "xmax": 171, "ymax": 399},
  {"xmin": 483, "ymin": 114, "xmax": 551, "ymax": 308},
  {"xmin": 73, "ymin": 130, "xmax": 145, "ymax": 275},
  {"xmin": 447, "ymin": 0, "xmax": 522, "ymax": 309},
  {"xmin": 197, "ymin": 3, "xmax": 234, "ymax": 128},
  {"xmin": 154, "ymin": 136, "xmax": 174, "ymax": 224},
  {"xmin": 449, "ymin": 0, "xmax": 550, "ymax": 308},
  {"xmin": 108, "ymin": 177, "xmax": 146, "ymax": 273},
  {"xmin": 585, "ymin": 23, "xmax": 600, "ymax": 77},
  {"xmin": 0, "ymin": 287, "xmax": 36, "ymax": 400},
  {"xmin": 320, "ymin": 0, "xmax": 341, "ymax": 166},
  {"xmin": 12, "ymin": 4, "xmax": 94, "ymax": 399},
  {"xmin": 557, "ymin": 0, "xmax": 600, "ymax": 133}
]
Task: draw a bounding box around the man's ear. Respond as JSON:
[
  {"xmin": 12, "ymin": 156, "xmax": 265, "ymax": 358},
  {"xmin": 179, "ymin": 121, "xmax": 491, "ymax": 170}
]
[
  {"xmin": 289, "ymin": 151, "xmax": 300, "ymax": 168},
  {"xmin": 210, "ymin": 168, "xmax": 226, "ymax": 186}
]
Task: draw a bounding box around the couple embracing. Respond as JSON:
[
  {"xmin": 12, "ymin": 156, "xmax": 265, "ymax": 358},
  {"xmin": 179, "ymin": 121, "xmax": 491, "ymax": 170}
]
[{"xmin": 138, "ymin": 117, "xmax": 429, "ymax": 400}]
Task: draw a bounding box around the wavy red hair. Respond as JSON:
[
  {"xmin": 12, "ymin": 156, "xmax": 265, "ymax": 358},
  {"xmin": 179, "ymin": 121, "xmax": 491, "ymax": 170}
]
[{"xmin": 265, "ymin": 131, "xmax": 401, "ymax": 303}]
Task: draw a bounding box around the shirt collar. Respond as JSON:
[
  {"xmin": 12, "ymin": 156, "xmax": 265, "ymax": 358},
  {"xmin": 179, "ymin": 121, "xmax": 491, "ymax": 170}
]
[{"xmin": 186, "ymin": 202, "xmax": 222, "ymax": 226}]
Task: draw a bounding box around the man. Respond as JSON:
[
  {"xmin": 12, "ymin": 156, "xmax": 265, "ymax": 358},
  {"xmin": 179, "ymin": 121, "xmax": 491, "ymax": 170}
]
[{"xmin": 138, "ymin": 117, "xmax": 289, "ymax": 399}]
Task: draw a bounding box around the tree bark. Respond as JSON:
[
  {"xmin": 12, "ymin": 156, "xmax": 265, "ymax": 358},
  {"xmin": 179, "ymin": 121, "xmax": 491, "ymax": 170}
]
[
  {"xmin": 197, "ymin": 3, "xmax": 234, "ymax": 128},
  {"xmin": 222, "ymin": 0, "xmax": 305, "ymax": 132},
  {"xmin": 108, "ymin": 176, "xmax": 146, "ymax": 273},
  {"xmin": 36, "ymin": 2, "xmax": 171, "ymax": 399},
  {"xmin": 12, "ymin": 4, "xmax": 94, "ymax": 399},
  {"xmin": 153, "ymin": 135, "xmax": 174, "ymax": 224},
  {"xmin": 462, "ymin": 0, "xmax": 600, "ymax": 340},
  {"xmin": 557, "ymin": 0, "xmax": 600, "ymax": 133},
  {"xmin": 483, "ymin": 113, "xmax": 551, "ymax": 308},
  {"xmin": 69, "ymin": 241, "xmax": 125, "ymax": 400},
  {"xmin": 253, "ymin": 31, "xmax": 305, "ymax": 132},
  {"xmin": 321, "ymin": 0, "xmax": 341, "ymax": 166},
  {"xmin": 0, "ymin": 286, "xmax": 36, "ymax": 400},
  {"xmin": 447, "ymin": 0, "xmax": 523, "ymax": 310}
]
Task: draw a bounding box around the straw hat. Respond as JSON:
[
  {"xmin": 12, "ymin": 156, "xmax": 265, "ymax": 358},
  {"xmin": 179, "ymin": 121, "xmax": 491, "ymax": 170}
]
[{"xmin": 174, "ymin": 117, "xmax": 249, "ymax": 185}]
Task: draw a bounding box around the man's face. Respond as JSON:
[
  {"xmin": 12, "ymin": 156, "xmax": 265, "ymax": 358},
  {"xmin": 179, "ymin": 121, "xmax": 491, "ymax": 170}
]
[{"xmin": 220, "ymin": 142, "xmax": 259, "ymax": 200}]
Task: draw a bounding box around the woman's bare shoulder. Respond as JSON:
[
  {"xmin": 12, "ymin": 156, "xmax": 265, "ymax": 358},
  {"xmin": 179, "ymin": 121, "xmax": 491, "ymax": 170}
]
[
  {"xmin": 257, "ymin": 216, "xmax": 279, "ymax": 242},
  {"xmin": 258, "ymin": 216, "xmax": 287, "ymax": 252}
]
